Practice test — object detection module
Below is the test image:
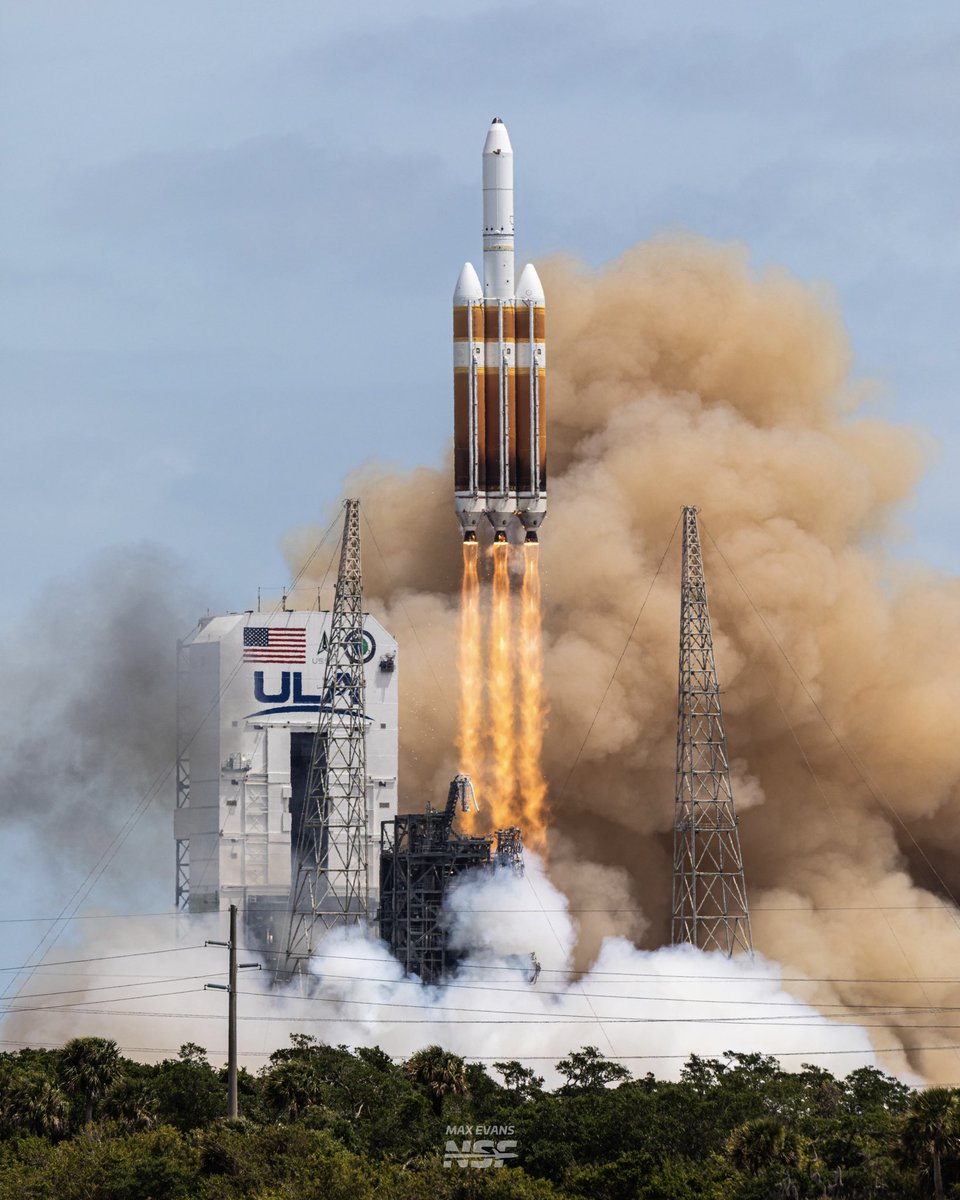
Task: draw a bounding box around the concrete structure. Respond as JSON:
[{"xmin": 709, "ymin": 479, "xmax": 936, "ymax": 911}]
[{"xmin": 174, "ymin": 609, "xmax": 398, "ymax": 952}]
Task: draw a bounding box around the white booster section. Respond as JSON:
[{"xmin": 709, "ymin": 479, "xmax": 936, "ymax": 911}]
[{"xmin": 174, "ymin": 611, "xmax": 398, "ymax": 938}]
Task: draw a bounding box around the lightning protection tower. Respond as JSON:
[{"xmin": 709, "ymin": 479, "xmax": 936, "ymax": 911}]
[
  {"xmin": 671, "ymin": 507, "xmax": 753, "ymax": 957},
  {"xmin": 283, "ymin": 499, "xmax": 369, "ymax": 976}
]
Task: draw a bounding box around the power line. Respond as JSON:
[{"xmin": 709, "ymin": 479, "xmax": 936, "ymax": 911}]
[
  {"xmin": 554, "ymin": 514, "xmax": 681, "ymax": 809},
  {"xmin": 0, "ymin": 946, "xmax": 204, "ymax": 973},
  {"xmin": 3, "ymin": 902, "xmax": 951, "ymax": 926},
  {"xmin": 703, "ymin": 523, "xmax": 960, "ymax": 920},
  {"xmin": 0, "ymin": 1035, "xmax": 937, "ymax": 1064}
]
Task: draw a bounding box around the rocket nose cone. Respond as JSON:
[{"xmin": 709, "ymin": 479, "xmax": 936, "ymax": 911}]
[
  {"xmin": 483, "ymin": 119, "xmax": 513, "ymax": 157},
  {"xmin": 516, "ymin": 263, "xmax": 545, "ymax": 304},
  {"xmin": 453, "ymin": 262, "xmax": 483, "ymax": 304}
]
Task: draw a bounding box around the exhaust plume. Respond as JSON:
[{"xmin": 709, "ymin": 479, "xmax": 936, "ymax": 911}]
[
  {"xmin": 486, "ymin": 542, "xmax": 517, "ymax": 829},
  {"xmin": 285, "ymin": 235, "xmax": 960, "ymax": 1083},
  {"xmin": 6, "ymin": 236, "xmax": 957, "ymax": 1087},
  {"xmin": 1, "ymin": 858, "xmax": 884, "ymax": 1086},
  {"xmin": 517, "ymin": 543, "xmax": 549, "ymax": 851},
  {"xmin": 457, "ymin": 541, "xmax": 484, "ymax": 818}
]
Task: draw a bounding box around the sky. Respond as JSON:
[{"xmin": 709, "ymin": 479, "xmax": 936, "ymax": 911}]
[{"xmin": 2, "ymin": 0, "xmax": 959, "ymax": 626}]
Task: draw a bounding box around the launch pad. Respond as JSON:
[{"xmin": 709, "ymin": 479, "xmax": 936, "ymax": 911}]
[{"xmin": 378, "ymin": 775, "xmax": 524, "ymax": 984}]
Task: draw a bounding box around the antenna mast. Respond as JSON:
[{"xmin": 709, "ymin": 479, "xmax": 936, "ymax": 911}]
[
  {"xmin": 283, "ymin": 498, "xmax": 369, "ymax": 974},
  {"xmin": 671, "ymin": 507, "xmax": 753, "ymax": 957}
]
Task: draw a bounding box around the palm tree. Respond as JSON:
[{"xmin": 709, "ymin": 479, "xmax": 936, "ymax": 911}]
[
  {"xmin": 261, "ymin": 1059, "xmax": 325, "ymax": 1120},
  {"xmin": 727, "ymin": 1116, "xmax": 810, "ymax": 1185},
  {"xmin": 403, "ymin": 1046, "xmax": 468, "ymax": 1118},
  {"xmin": 900, "ymin": 1087, "xmax": 960, "ymax": 1200},
  {"xmin": 2, "ymin": 1072, "xmax": 69, "ymax": 1138},
  {"xmin": 104, "ymin": 1078, "xmax": 158, "ymax": 1132},
  {"xmin": 59, "ymin": 1037, "xmax": 122, "ymax": 1130}
]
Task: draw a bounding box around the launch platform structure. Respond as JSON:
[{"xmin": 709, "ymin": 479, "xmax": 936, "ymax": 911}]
[
  {"xmin": 379, "ymin": 775, "xmax": 524, "ymax": 983},
  {"xmin": 671, "ymin": 507, "xmax": 753, "ymax": 957},
  {"xmin": 282, "ymin": 499, "xmax": 369, "ymax": 976}
]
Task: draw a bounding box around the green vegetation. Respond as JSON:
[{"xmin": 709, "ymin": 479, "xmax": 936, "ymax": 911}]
[{"xmin": 0, "ymin": 1035, "xmax": 954, "ymax": 1197}]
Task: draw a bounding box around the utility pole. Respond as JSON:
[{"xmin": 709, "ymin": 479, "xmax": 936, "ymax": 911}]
[
  {"xmin": 283, "ymin": 499, "xmax": 370, "ymax": 977},
  {"xmin": 671, "ymin": 507, "xmax": 753, "ymax": 957},
  {"xmin": 205, "ymin": 904, "xmax": 261, "ymax": 1119}
]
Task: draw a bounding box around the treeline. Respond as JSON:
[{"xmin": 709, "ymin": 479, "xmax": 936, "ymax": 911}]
[{"xmin": 0, "ymin": 1035, "xmax": 956, "ymax": 1198}]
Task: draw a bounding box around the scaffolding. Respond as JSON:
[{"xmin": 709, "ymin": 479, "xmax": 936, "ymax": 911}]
[
  {"xmin": 283, "ymin": 499, "xmax": 370, "ymax": 976},
  {"xmin": 175, "ymin": 638, "xmax": 190, "ymax": 912},
  {"xmin": 671, "ymin": 507, "xmax": 753, "ymax": 957},
  {"xmin": 378, "ymin": 775, "xmax": 523, "ymax": 983}
]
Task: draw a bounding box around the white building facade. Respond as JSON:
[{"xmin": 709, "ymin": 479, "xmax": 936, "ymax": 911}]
[{"xmin": 174, "ymin": 611, "xmax": 398, "ymax": 947}]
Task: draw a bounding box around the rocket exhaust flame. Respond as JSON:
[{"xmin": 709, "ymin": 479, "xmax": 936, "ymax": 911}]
[
  {"xmin": 518, "ymin": 542, "xmax": 549, "ymax": 852},
  {"xmin": 457, "ymin": 542, "xmax": 484, "ymax": 824},
  {"xmin": 456, "ymin": 537, "xmax": 550, "ymax": 848},
  {"xmin": 487, "ymin": 542, "xmax": 517, "ymax": 829}
]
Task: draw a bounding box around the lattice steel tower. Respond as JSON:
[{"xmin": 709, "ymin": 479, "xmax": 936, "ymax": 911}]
[
  {"xmin": 671, "ymin": 507, "xmax": 753, "ymax": 957},
  {"xmin": 283, "ymin": 499, "xmax": 369, "ymax": 975}
]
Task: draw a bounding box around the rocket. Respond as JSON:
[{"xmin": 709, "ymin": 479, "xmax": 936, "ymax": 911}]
[{"xmin": 454, "ymin": 118, "xmax": 546, "ymax": 544}]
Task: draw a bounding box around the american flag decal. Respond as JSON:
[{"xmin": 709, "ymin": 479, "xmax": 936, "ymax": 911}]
[{"xmin": 243, "ymin": 626, "xmax": 306, "ymax": 663}]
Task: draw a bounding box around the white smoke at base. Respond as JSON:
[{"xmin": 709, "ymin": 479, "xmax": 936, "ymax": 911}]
[
  {"xmin": 1, "ymin": 857, "xmax": 899, "ymax": 1086},
  {"xmin": 301, "ymin": 853, "xmax": 890, "ymax": 1087}
]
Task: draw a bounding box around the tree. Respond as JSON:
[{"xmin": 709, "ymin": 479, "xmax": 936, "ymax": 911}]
[
  {"xmin": 726, "ymin": 1115, "xmax": 810, "ymax": 1185},
  {"xmin": 1, "ymin": 1071, "xmax": 69, "ymax": 1138},
  {"xmin": 151, "ymin": 1043, "xmax": 225, "ymax": 1131},
  {"xmin": 403, "ymin": 1046, "xmax": 468, "ymax": 1117},
  {"xmin": 900, "ymin": 1087, "xmax": 960, "ymax": 1200},
  {"xmin": 845, "ymin": 1066, "xmax": 911, "ymax": 1116},
  {"xmin": 58, "ymin": 1037, "xmax": 122, "ymax": 1130},
  {"xmin": 261, "ymin": 1059, "xmax": 327, "ymax": 1121},
  {"xmin": 495, "ymin": 1061, "xmax": 545, "ymax": 1103},
  {"xmin": 555, "ymin": 1046, "xmax": 630, "ymax": 1094},
  {"xmin": 103, "ymin": 1077, "xmax": 159, "ymax": 1132}
]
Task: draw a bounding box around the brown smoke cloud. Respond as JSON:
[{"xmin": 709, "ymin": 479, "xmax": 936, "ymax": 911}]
[{"xmin": 283, "ymin": 236, "xmax": 960, "ymax": 1084}]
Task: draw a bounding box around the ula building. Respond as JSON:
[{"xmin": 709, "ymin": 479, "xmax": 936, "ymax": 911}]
[{"xmin": 174, "ymin": 610, "xmax": 398, "ymax": 950}]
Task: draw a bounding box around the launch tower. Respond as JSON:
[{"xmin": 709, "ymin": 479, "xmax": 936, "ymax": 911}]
[
  {"xmin": 671, "ymin": 507, "xmax": 753, "ymax": 957},
  {"xmin": 282, "ymin": 499, "xmax": 371, "ymax": 975}
]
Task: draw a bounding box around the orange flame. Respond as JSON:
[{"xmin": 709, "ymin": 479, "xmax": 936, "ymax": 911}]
[
  {"xmin": 456, "ymin": 536, "xmax": 549, "ymax": 850},
  {"xmin": 517, "ymin": 541, "xmax": 549, "ymax": 852},
  {"xmin": 457, "ymin": 541, "xmax": 483, "ymax": 831},
  {"xmin": 486, "ymin": 541, "xmax": 517, "ymax": 830}
]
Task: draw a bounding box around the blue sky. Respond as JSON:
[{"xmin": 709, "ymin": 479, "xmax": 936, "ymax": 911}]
[{"xmin": 3, "ymin": 0, "xmax": 959, "ymax": 619}]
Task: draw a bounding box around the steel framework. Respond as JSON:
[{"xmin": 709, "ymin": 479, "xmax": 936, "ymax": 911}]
[
  {"xmin": 671, "ymin": 507, "xmax": 753, "ymax": 957},
  {"xmin": 283, "ymin": 499, "xmax": 369, "ymax": 974},
  {"xmin": 378, "ymin": 775, "xmax": 524, "ymax": 983},
  {"xmin": 175, "ymin": 638, "xmax": 190, "ymax": 911}
]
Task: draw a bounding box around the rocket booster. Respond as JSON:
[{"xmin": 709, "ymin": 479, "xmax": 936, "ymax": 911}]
[{"xmin": 454, "ymin": 118, "xmax": 546, "ymax": 543}]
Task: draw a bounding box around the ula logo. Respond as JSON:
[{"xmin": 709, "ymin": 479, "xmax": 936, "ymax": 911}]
[
  {"xmin": 443, "ymin": 1126, "xmax": 518, "ymax": 1169},
  {"xmin": 249, "ymin": 670, "xmax": 364, "ymax": 718}
]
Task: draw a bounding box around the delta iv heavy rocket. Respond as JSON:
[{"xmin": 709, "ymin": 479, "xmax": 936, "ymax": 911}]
[{"xmin": 454, "ymin": 118, "xmax": 546, "ymax": 544}]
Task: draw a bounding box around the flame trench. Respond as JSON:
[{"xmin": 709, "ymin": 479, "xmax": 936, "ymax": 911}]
[
  {"xmin": 518, "ymin": 542, "xmax": 549, "ymax": 851},
  {"xmin": 457, "ymin": 542, "xmax": 484, "ymax": 829},
  {"xmin": 486, "ymin": 542, "xmax": 517, "ymax": 830}
]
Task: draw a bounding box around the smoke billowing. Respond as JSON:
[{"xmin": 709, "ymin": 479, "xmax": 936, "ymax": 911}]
[
  {"xmin": 1, "ymin": 857, "xmax": 881, "ymax": 1085},
  {"xmin": 284, "ymin": 237, "xmax": 960, "ymax": 1084},
  {"xmin": 0, "ymin": 547, "xmax": 201, "ymax": 921},
  {"xmin": 6, "ymin": 236, "xmax": 960, "ymax": 1086}
]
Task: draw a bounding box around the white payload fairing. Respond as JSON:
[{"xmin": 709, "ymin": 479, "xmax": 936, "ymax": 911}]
[{"xmin": 454, "ymin": 118, "xmax": 546, "ymax": 543}]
